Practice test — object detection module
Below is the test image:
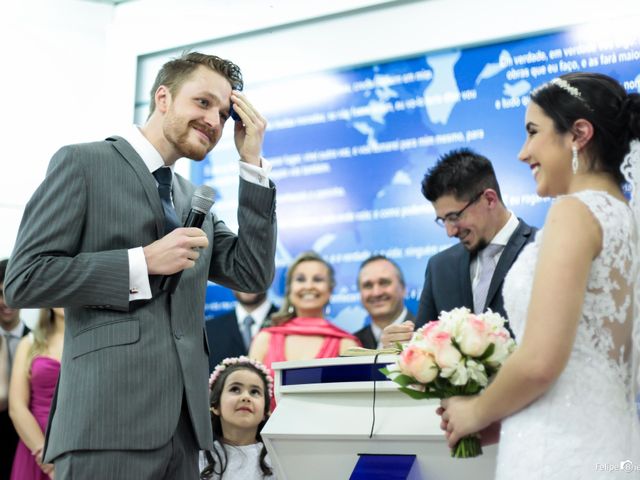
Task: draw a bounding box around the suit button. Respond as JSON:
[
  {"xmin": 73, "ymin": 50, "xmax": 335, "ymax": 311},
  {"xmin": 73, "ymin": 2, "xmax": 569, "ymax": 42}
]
[{"xmin": 174, "ymin": 330, "xmax": 182, "ymax": 339}]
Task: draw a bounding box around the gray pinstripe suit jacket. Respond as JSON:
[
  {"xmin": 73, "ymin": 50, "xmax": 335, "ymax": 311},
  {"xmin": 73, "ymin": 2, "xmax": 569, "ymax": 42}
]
[{"xmin": 4, "ymin": 136, "xmax": 277, "ymax": 462}]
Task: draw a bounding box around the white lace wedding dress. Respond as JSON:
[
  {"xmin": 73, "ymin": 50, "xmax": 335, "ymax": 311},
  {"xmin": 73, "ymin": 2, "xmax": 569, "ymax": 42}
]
[{"xmin": 498, "ymin": 190, "xmax": 640, "ymax": 479}]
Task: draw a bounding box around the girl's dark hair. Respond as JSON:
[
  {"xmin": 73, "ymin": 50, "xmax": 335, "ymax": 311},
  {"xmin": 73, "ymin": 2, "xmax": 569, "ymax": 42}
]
[
  {"xmin": 200, "ymin": 363, "xmax": 273, "ymax": 479},
  {"xmin": 530, "ymin": 72, "xmax": 640, "ymax": 185}
]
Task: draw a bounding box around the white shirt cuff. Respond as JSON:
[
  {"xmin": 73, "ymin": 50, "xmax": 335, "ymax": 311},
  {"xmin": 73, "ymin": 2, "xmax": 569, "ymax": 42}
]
[
  {"xmin": 239, "ymin": 157, "xmax": 272, "ymax": 187},
  {"xmin": 128, "ymin": 247, "xmax": 152, "ymax": 300}
]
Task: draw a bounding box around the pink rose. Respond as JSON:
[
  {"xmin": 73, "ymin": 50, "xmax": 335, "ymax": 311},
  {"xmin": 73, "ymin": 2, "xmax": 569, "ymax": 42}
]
[
  {"xmin": 418, "ymin": 320, "xmax": 440, "ymax": 340},
  {"xmin": 430, "ymin": 331, "xmax": 462, "ymax": 369},
  {"xmin": 398, "ymin": 344, "xmax": 438, "ymax": 383},
  {"xmin": 456, "ymin": 315, "xmax": 491, "ymax": 357}
]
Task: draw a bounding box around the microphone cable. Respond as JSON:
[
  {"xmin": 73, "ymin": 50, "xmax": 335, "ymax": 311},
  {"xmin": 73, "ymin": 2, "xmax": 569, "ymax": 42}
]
[{"xmin": 369, "ymin": 353, "xmax": 381, "ymax": 439}]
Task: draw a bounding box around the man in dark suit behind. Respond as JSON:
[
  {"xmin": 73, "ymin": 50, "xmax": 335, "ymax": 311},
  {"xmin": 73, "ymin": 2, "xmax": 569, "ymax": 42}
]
[
  {"xmin": 205, "ymin": 289, "xmax": 277, "ymax": 371},
  {"xmin": 4, "ymin": 52, "xmax": 276, "ymax": 479},
  {"xmin": 382, "ymin": 148, "xmax": 536, "ymax": 346},
  {"xmin": 354, "ymin": 255, "xmax": 414, "ymax": 349}
]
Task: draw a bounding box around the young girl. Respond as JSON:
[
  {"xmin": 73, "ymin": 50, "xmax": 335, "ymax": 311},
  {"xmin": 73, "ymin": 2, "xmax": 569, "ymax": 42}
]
[{"xmin": 200, "ymin": 356, "xmax": 276, "ymax": 480}]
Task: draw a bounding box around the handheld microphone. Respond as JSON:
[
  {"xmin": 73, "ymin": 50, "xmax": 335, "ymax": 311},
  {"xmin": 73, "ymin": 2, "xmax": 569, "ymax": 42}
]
[{"xmin": 160, "ymin": 185, "xmax": 215, "ymax": 294}]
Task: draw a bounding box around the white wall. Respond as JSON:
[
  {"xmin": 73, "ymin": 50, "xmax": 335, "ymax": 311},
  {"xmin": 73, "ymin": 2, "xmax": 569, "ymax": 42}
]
[
  {"xmin": 0, "ymin": 0, "xmax": 113, "ymax": 257},
  {"xmin": 2, "ymin": 0, "xmax": 640, "ymax": 259}
]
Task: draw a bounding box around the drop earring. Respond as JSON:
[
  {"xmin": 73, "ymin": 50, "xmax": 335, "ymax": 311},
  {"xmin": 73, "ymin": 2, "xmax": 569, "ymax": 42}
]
[{"xmin": 571, "ymin": 146, "xmax": 579, "ymax": 175}]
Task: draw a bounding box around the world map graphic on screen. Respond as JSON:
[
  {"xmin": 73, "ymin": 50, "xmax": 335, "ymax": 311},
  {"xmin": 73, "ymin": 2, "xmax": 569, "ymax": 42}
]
[{"xmin": 188, "ymin": 25, "xmax": 640, "ymax": 332}]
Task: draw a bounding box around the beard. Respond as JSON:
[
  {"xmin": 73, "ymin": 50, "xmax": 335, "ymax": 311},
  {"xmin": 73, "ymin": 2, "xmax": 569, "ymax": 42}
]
[
  {"xmin": 163, "ymin": 112, "xmax": 217, "ymax": 161},
  {"xmin": 458, "ymin": 228, "xmax": 489, "ymax": 255},
  {"xmin": 236, "ymin": 292, "xmax": 267, "ymax": 308},
  {"xmin": 467, "ymin": 237, "xmax": 489, "ymax": 255},
  {"xmin": 0, "ymin": 309, "xmax": 20, "ymax": 326}
]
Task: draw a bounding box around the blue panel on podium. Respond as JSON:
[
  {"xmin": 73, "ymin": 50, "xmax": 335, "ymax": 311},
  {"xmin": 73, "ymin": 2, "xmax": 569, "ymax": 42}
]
[
  {"xmin": 350, "ymin": 454, "xmax": 422, "ymax": 480},
  {"xmin": 281, "ymin": 363, "xmax": 387, "ymax": 386}
]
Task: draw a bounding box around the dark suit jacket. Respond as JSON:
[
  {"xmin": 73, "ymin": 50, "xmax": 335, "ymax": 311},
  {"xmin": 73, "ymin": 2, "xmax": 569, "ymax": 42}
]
[
  {"xmin": 205, "ymin": 303, "xmax": 277, "ymax": 372},
  {"xmin": 4, "ymin": 136, "xmax": 277, "ymax": 462},
  {"xmin": 416, "ymin": 219, "xmax": 537, "ymax": 334},
  {"xmin": 354, "ymin": 310, "xmax": 415, "ymax": 349}
]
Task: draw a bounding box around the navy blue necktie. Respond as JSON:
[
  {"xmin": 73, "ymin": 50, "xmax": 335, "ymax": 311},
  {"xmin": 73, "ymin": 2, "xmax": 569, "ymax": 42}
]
[{"xmin": 152, "ymin": 167, "xmax": 180, "ymax": 235}]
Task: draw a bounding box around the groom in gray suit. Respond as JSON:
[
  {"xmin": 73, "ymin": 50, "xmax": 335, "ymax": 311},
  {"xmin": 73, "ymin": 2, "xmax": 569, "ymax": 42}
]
[
  {"xmin": 4, "ymin": 52, "xmax": 276, "ymax": 479},
  {"xmin": 382, "ymin": 148, "xmax": 536, "ymax": 346}
]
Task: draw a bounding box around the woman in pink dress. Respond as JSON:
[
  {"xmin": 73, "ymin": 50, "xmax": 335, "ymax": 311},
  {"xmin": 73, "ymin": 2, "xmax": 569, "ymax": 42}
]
[
  {"xmin": 249, "ymin": 251, "xmax": 360, "ymax": 405},
  {"xmin": 9, "ymin": 308, "xmax": 64, "ymax": 480}
]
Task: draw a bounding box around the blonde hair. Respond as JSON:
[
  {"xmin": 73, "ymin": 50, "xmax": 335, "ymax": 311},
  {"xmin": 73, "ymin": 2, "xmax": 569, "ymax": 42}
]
[
  {"xmin": 270, "ymin": 251, "xmax": 335, "ymax": 325},
  {"xmin": 27, "ymin": 309, "xmax": 56, "ymax": 366}
]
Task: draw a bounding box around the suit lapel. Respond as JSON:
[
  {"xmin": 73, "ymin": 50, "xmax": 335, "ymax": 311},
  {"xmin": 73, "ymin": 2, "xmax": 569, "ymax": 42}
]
[
  {"xmin": 108, "ymin": 136, "xmax": 165, "ymax": 238},
  {"xmin": 485, "ymin": 220, "xmax": 530, "ymax": 310},
  {"xmin": 260, "ymin": 305, "xmax": 278, "ymax": 329},
  {"xmin": 228, "ymin": 314, "xmax": 247, "ymax": 352},
  {"xmin": 457, "ymin": 248, "xmax": 474, "ymax": 309},
  {"xmin": 172, "ymin": 174, "xmax": 190, "ymax": 224},
  {"xmin": 358, "ymin": 327, "xmax": 377, "ymax": 350}
]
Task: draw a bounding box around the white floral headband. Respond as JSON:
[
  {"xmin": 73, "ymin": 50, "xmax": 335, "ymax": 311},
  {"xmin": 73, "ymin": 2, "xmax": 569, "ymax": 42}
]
[
  {"xmin": 532, "ymin": 77, "xmax": 591, "ymax": 108},
  {"xmin": 209, "ymin": 356, "xmax": 274, "ymax": 399}
]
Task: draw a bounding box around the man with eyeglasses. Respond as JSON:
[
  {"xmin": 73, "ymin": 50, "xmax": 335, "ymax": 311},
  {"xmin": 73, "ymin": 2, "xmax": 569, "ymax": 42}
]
[{"xmin": 382, "ymin": 148, "xmax": 536, "ymax": 345}]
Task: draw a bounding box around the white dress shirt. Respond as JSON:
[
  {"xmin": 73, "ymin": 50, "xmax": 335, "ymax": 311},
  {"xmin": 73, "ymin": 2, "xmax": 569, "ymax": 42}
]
[
  {"xmin": 235, "ymin": 298, "xmax": 273, "ymax": 338},
  {"xmin": 1, "ymin": 321, "xmax": 26, "ymax": 363},
  {"xmin": 470, "ymin": 211, "xmax": 519, "ymax": 289}
]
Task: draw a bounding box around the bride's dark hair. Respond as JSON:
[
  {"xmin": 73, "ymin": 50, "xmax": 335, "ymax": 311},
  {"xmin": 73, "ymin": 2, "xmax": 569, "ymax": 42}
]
[{"xmin": 530, "ymin": 72, "xmax": 640, "ymax": 184}]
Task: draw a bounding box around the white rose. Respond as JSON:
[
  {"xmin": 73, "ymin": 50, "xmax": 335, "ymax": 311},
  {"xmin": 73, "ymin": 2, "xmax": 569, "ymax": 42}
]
[
  {"xmin": 450, "ymin": 361, "xmax": 469, "ymax": 386},
  {"xmin": 466, "ymin": 359, "xmax": 488, "ymax": 387},
  {"xmin": 486, "ymin": 335, "xmax": 516, "ymax": 367},
  {"xmin": 439, "ymin": 307, "xmax": 470, "ymax": 336},
  {"xmin": 479, "ymin": 309, "xmax": 507, "ymax": 332}
]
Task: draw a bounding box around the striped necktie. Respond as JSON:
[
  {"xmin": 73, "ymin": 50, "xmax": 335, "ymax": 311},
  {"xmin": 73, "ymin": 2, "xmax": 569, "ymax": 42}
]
[
  {"xmin": 241, "ymin": 315, "xmax": 255, "ymax": 350},
  {"xmin": 473, "ymin": 243, "xmax": 503, "ymax": 314}
]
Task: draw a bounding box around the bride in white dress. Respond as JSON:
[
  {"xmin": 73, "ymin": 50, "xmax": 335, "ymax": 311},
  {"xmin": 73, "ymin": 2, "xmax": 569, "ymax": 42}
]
[{"xmin": 439, "ymin": 72, "xmax": 640, "ymax": 479}]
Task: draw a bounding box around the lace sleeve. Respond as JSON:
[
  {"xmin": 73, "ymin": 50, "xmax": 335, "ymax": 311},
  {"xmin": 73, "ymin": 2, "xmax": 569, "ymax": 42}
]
[{"xmin": 621, "ymin": 139, "xmax": 640, "ymax": 434}]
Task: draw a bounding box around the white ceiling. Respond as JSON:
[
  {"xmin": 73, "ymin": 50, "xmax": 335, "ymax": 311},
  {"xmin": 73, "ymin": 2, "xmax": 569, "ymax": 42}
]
[{"xmin": 79, "ymin": 0, "xmax": 137, "ymax": 4}]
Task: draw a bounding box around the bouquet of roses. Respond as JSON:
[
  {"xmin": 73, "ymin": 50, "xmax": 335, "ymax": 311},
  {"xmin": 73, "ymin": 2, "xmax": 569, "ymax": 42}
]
[{"xmin": 380, "ymin": 307, "xmax": 515, "ymax": 458}]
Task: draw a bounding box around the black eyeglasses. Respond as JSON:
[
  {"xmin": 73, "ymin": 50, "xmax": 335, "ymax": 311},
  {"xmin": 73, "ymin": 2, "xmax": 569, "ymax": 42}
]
[{"xmin": 434, "ymin": 190, "xmax": 484, "ymax": 227}]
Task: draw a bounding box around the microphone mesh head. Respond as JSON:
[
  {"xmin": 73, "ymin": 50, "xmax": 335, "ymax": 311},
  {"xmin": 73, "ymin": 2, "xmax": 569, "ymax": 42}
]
[{"xmin": 191, "ymin": 185, "xmax": 215, "ymax": 213}]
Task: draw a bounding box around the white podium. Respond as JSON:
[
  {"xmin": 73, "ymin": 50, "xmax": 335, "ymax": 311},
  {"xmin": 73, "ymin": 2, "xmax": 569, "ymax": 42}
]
[{"xmin": 261, "ymin": 356, "xmax": 497, "ymax": 480}]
